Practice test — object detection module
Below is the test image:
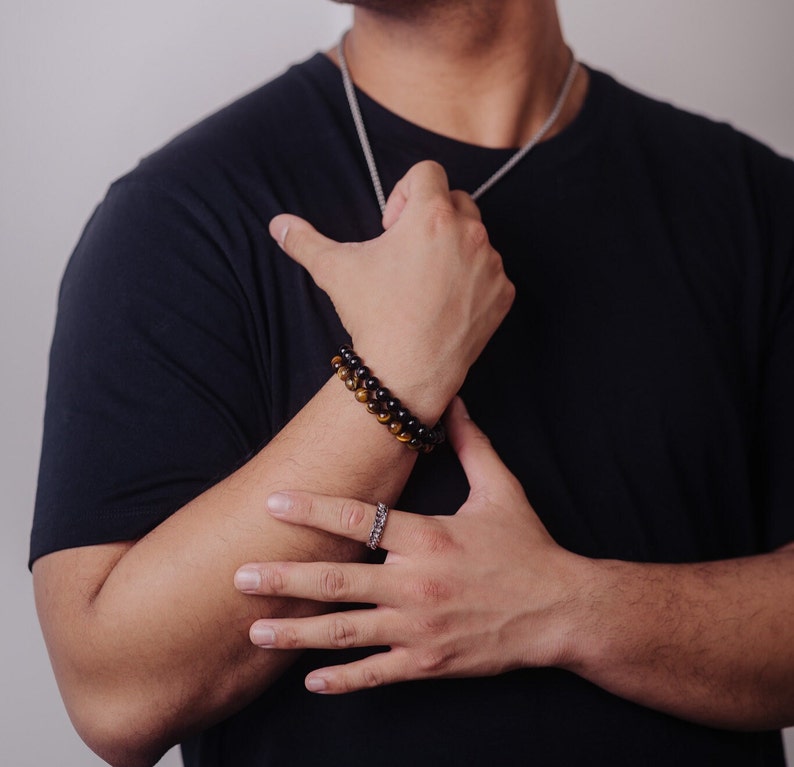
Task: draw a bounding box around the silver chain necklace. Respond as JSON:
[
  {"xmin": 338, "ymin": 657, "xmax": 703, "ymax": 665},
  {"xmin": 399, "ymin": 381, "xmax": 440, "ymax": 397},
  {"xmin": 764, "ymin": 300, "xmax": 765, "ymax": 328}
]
[{"xmin": 337, "ymin": 34, "xmax": 579, "ymax": 214}]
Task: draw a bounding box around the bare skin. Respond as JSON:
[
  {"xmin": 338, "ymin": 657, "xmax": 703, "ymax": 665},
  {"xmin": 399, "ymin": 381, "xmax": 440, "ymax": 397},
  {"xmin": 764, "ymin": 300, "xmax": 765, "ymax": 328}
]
[
  {"xmin": 35, "ymin": 3, "xmax": 794, "ymax": 767},
  {"xmin": 329, "ymin": 1, "xmax": 589, "ymax": 149},
  {"xmin": 238, "ymin": 0, "xmax": 794, "ymax": 735},
  {"xmin": 238, "ymin": 399, "xmax": 794, "ymax": 730},
  {"xmin": 33, "ymin": 163, "xmax": 514, "ymax": 767}
]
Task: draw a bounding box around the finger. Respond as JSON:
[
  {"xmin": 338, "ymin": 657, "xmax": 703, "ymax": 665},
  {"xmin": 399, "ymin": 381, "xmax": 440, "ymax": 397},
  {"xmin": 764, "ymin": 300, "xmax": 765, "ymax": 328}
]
[
  {"xmin": 269, "ymin": 213, "xmax": 338, "ymax": 276},
  {"xmin": 234, "ymin": 560, "xmax": 397, "ymax": 604},
  {"xmin": 449, "ymin": 190, "xmax": 482, "ymax": 221},
  {"xmin": 444, "ymin": 397, "xmax": 510, "ymax": 490},
  {"xmin": 381, "ymin": 160, "xmax": 452, "ymax": 230},
  {"xmin": 381, "ymin": 183, "xmax": 408, "ymax": 230},
  {"xmin": 303, "ymin": 648, "xmax": 418, "ymax": 694},
  {"xmin": 265, "ymin": 491, "xmax": 433, "ymax": 554},
  {"xmin": 248, "ymin": 607, "xmax": 397, "ymax": 651}
]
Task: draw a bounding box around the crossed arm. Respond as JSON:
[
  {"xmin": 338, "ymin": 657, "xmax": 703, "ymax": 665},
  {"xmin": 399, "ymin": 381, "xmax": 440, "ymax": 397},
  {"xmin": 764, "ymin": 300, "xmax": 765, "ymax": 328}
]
[
  {"xmin": 33, "ymin": 163, "xmax": 514, "ymax": 767},
  {"xmin": 236, "ymin": 396, "xmax": 794, "ymax": 731},
  {"xmin": 35, "ymin": 160, "xmax": 794, "ymax": 767}
]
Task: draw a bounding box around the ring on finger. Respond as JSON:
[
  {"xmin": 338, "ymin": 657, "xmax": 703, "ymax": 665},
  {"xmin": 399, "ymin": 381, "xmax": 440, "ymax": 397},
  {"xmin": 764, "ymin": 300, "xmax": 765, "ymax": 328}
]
[{"xmin": 367, "ymin": 502, "xmax": 389, "ymax": 550}]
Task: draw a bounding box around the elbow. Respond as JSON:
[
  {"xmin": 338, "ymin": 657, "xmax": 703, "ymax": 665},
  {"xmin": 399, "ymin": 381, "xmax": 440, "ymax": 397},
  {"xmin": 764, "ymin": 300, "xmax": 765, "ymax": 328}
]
[{"xmin": 68, "ymin": 692, "xmax": 172, "ymax": 767}]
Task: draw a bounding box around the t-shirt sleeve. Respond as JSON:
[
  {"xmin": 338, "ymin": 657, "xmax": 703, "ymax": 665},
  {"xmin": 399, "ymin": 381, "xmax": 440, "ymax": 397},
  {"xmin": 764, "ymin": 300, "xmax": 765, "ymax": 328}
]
[
  {"xmin": 30, "ymin": 178, "xmax": 271, "ymax": 566},
  {"xmin": 756, "ymin": 151, "xmax": 794, "ymax": 551}
]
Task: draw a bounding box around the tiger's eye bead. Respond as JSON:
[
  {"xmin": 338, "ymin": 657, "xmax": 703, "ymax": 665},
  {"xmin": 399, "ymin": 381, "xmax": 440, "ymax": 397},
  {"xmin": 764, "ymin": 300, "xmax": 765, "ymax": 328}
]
[
  {"xmin": 331, "ymin": 355, "xmax": 343, "ymax": 371},
  {"xmin": 375, "ymin": 387, "xmax": 391, "ymax": 403},
  {"xmin": 337, "ymin": 365, "xmax": 352, "ymax": 381},
  {"xmin": 388, "ymin": 421, "xmax": 403, "ymax": 435},
  {"xmin": 366, "ymin": 401, "xmax": 382, "ymax": 415},
  {"xmin": 345, "ymin": 377, "xmax": 357, "ymax": 391},
  {"xmin": 376, "ymin": 411, "xmax": 392, "ymax": 424},
  {"xmin": 386, "ymin": 398, "xmax": 401, "ymax": 414},
  {"xmin": 407, "ymin": 438, "xmax": 422, "ymax": 450},
  {"xmin": 355, "ymin": 388, "xmax": 370, "ymax": 403},
  {"xmin": 365, "ymin": 377, "xmax": 379, "ymax": 391},
  {"xmin": 396, "ymin": 431, "xmax": 412, "ymax": 443}
]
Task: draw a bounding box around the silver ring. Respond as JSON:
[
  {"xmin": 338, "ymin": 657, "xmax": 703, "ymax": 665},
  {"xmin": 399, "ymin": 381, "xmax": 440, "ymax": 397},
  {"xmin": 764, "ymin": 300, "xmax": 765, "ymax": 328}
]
[{"xmin": 367, "ymin": 502, "xmax": 389, "ymax": 550}]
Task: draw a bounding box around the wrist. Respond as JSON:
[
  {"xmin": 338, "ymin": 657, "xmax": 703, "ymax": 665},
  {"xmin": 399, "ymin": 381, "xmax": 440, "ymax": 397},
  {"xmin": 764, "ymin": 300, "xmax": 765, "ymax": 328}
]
[
  {"xmin": 547, "ymin": 553, "xmax": 612, "ymax": 675},
  {"xmin": 331, "ymin": 344, "xmax": 449, "ymax": 453},
  {"xmin": 350, "ymin": 342, "xmax": 460, "ymax": 424}
]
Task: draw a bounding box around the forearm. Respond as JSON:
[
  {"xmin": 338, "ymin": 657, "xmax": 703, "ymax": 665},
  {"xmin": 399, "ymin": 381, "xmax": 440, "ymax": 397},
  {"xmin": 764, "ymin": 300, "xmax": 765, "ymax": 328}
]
[
  {"xmin": 35, "ymin": 375, "xmax": 445, "ymax": 765},
  {"xmin": 35, "ymin": 163, "xmax": 514, "ymax": 766},
  {"xmin": 567, "ymin": 546, "xmax": 794, "ymax": 730}
]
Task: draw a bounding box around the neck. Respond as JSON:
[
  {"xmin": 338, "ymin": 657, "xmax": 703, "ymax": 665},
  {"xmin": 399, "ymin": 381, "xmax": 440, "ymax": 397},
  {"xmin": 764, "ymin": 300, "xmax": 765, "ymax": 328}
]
[{"xmin": 327, "ymin": 1, "xmax": 587, "ymax": 148}]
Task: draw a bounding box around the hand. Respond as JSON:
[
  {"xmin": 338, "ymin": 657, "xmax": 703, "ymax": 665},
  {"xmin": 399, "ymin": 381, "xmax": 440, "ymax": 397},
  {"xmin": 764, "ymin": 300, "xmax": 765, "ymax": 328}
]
[
  {"xmin": 234, "ymin": 398, "xmax": 588, "ymax": 694},
  {"xmin": 269, "ymin": 162, "xmax": 515, "ymax": 417}
]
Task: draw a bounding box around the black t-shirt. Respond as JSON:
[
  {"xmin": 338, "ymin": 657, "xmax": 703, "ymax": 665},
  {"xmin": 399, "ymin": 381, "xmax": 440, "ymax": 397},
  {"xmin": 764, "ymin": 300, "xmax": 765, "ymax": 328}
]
[{"xmin": 32, "ymin": 53, "xmax": 794, "ymax": 765}]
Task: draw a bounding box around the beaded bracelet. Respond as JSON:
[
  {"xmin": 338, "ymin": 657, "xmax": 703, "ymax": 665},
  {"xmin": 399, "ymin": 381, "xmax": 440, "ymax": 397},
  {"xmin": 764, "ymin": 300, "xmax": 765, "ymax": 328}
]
[{"xmin": 332, "ymin": 344, "xmax": 445, "ymax": 453}]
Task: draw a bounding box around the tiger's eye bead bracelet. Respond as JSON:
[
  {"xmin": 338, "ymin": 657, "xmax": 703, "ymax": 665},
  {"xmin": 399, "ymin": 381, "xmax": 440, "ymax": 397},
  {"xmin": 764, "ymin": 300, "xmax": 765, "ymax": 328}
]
[{"xmin": 332, "ymin": 344, "xmax": 445, "ymax": 453}]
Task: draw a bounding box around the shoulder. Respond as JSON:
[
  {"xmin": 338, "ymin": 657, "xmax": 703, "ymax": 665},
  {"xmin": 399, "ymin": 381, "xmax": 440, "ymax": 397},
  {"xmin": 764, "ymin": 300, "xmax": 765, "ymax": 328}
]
[
  {"xmin": 587, "ymin": 67, "xmax": 794, "ymax": 235},
  {"xmin": 591, "ymin": 66, "xmax": 792, "ymax": 181},
  {"xmin": 107, "ymin": 53, "xmax": 343, "ymax": 218}
]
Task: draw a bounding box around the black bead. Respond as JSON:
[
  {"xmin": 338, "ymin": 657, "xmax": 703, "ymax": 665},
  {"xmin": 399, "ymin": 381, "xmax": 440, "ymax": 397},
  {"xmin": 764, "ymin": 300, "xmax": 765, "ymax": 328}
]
[
  {"xmin": 339, "ymin": 344, "xmax": 352, "ymax": 357},
  {"xmin": 404, "ymin": 417, "xmax": 419, "ymax": 434},
  {"xmin": 416, "ymin": 426, "xmax": 428, "ymax": 440},
  {"xmin": 375, "ymin": 387, "xmax": 391, "ymax": 403},
  {"xmin": 365, "ymin": 376, "xmax": 380, "ymax": 391},
  {"xmin": 354, "ymin": 366, "xmax": 370, "ymax": 382},
  {"xmin": 408, "ymin": 438, "xmax": 422, "ymax": 450},
  {"xmin": 386, "ymin": 398, "xmax": 401, "ymax": 414},
  {"xmin": 348, "ymin": 355, "xmax": 361, "ymax": 369},
  {"xmin": 395, "ymin": 408, "xmax": 408, "ymax": 422}
]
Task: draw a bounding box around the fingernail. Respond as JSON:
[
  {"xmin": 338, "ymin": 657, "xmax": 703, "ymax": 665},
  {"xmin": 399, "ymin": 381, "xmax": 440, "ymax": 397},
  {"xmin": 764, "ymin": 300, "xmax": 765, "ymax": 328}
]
[
  {"xmin": 250, "ymin": 625, "xmax": 276, "ymax": 646},
  {"xmin": 234, "ymin": 567, "xmax": 262, "ymax": 591},
  {"xmin": 306, "ymin": 676, "xmax": 328, "ymax": 692},
  {"xmin": 267, "ymin": 492, "xmax": 293, "ymax": 516}
]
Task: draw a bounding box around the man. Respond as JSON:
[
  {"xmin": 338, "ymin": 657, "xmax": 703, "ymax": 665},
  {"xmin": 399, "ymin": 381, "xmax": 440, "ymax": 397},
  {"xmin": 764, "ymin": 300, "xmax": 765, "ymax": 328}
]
[{"xmin": 31, "ymin": 1, "xmax": 794, "ymax": 765}]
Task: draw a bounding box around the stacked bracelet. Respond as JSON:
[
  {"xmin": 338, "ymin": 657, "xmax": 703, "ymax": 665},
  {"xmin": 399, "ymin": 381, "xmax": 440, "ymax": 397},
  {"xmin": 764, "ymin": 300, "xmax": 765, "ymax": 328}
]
[{"xmin": 332, "ymin": 344, "xmax": 445, "ymax": 453}]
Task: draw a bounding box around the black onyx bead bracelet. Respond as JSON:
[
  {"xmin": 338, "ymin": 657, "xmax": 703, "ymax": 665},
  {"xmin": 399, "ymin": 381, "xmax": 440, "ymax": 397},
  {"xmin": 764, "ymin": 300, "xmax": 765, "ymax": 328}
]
[{"xmin": 332, "ymin": 344, "xmax": 445, "ymax": 453}]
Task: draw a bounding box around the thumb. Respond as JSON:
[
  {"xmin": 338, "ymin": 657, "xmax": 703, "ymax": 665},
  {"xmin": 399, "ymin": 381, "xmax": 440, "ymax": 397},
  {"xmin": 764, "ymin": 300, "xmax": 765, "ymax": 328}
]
[
  {"xmin": 269, "ymin": 214, "xmax": 339, "ymax": 276},
  {"xmin": 444, "ymin": 397, "xmax": 510, "ymax": 491}
]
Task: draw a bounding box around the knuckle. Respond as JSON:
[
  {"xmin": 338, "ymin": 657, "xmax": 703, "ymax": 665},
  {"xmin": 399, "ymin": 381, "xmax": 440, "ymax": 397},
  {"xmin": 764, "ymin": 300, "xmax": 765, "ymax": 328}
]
[
  {"xmin": 416, "ymin": 648, "xmax": 454, "ymax": 675},
  {"xmin": 502, "ymin": 278, "xmax": 517, "ymax": 309},
  {"xmin": 319, "ymin": 566, "xmax": 348, "ymax": 601},
  {"xmin": 264, "ymin": 565, "xmax": 286, "ymax": 593},
  {"xmin": 338, "ymin": 498, "xmax": 367, "ymax": 533},
  {"xmin": 464, "ymin": 219, "xmax": 489, "ymax": 250},
  {"xmin": 279, "ymin": 625, "xmax": 300, "ymax": 650},
  {"xmin": 415, "ymin": 520, "xmax": 455, "ymax": 556},
  {"xmin": 327, "ymin": 617, "xmax": 358, "ymax": 649},
  {"xmin": 424, "ymin": 204, "xmax": 458, "ymax": 237},
  {"xmin": 416, "ymin": 614, "xmax": 447, "ymax": 637},
  {"xmin": 416, "ymin": 159, "xmax": 447, "ymax": 180},
  {"xmin": 360, "ymin": 665, "xmax": 385, "ymax": 689}
]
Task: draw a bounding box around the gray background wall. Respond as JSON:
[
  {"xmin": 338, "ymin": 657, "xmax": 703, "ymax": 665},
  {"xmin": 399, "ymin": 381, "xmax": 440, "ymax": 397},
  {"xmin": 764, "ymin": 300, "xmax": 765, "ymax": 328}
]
[{"xmin": 1, "ymin": 2, "xmax": 792, "ymax": 764}]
